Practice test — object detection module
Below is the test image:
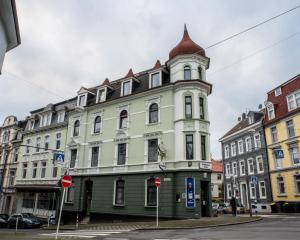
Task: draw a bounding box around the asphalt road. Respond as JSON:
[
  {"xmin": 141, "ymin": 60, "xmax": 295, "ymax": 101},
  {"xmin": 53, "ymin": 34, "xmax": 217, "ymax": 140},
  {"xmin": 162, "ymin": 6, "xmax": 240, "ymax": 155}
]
[{"xmin": 1, "ymin": 215, "xmax": 300, "ymax": 240}]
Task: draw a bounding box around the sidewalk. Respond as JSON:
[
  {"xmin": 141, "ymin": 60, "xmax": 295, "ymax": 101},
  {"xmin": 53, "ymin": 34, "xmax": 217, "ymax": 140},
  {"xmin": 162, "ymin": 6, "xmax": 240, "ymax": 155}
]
[{"xmin": 44, "ymin": 216, "xmax": 261, "ymax": 231}]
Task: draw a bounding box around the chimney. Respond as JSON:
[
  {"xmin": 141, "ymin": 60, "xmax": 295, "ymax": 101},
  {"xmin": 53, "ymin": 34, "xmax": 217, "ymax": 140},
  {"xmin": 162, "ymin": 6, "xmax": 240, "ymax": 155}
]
[
  {"xmin": 258, "ymin": 104, "xmax": 262, "ymax": 110},
  {"xmin": 238, "ymin": 117, "xmax": 241, "ymax": 122},
  {"xmin": 242, "ymin": 113, "xmax": 246, "ymax": 120}
]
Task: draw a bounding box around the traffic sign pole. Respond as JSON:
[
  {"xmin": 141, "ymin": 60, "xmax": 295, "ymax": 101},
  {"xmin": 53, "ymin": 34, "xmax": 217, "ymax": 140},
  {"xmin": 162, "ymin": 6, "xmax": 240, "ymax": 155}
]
[
  {"xmin": 56, "ymin": 187, "xmax": 66, "ymax": 239},
  {"xmin": 156, "ymin": 186, "xmax": 159, "ymax": 228}
]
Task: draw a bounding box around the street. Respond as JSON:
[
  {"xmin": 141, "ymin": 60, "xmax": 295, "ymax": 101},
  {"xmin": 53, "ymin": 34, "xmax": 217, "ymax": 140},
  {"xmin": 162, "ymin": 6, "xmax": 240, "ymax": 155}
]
[{"xmin": 1, "ymin": 215, "xmax": 300, "ymax": 240}]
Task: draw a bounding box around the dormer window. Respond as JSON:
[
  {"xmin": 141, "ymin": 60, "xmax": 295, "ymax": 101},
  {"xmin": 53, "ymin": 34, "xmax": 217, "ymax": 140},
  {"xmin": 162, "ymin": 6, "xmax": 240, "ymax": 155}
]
[
  {"xmin": 274, "ymin": 87, "xmax": 281, "ymax": 96},
  {"xmin": 57, "ymin": 111, "xmax": 65, "ymax": 123},
  {"xmin": 198, "ymin": 66, "xmax": 202, "ymax": 80},
  {"xmin": 267, "ymin": 103, "xmax": 275, "ymax": 120},
  {"xmin": 97, "ymin": 88, "xmax": 106, "ymax": 103},
  {"xmin": 122, "ymin": 80, "xmax": 131, "ymax": 96},
  {"xmin": 78, "ymin": 94, "xmax": 86, "ymax": 107},
  {"xmin": 150, "ymin": 72, "xmax": 161, "ymax": 88},
  {"xmin": 184, "ymin": 66, "xmax": 191, "ymax": 80}
]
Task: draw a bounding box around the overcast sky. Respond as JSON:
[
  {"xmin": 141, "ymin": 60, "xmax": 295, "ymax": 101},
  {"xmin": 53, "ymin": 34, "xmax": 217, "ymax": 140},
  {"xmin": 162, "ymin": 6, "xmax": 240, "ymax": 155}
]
[{"xmin": 1, "ymin": 0, "xmax": 300, "ymax": 158}]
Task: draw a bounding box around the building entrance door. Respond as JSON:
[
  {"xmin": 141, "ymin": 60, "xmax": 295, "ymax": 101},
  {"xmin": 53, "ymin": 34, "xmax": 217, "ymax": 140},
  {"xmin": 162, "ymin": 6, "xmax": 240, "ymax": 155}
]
[
  {"xmin": 201, "ymin": 181, "xmax": 210, "ymax": 217},
  {"xmin": 84, "ymin": 181, "xmax": 93, "ymax": 216}
]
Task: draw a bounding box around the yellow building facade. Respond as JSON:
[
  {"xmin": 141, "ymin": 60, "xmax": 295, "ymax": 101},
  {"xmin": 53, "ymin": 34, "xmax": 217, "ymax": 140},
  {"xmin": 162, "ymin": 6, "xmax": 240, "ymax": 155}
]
[{"xmin": 264, "ymin": 75, "xmax": 300, "ymax": 212}]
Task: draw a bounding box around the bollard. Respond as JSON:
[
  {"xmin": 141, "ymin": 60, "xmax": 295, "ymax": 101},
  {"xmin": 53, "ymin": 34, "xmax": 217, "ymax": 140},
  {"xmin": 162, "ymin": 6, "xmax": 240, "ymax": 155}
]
[{"xmin": 15, "ymin": 216, "xmax": 18, "ymax": 233}]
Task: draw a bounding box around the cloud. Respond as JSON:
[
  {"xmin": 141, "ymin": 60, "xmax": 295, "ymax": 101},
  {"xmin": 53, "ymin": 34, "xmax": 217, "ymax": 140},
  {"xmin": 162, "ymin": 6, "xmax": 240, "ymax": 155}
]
[{"xmin": 1, "ymin": 0, "xmax": 299, "ymax": 158}]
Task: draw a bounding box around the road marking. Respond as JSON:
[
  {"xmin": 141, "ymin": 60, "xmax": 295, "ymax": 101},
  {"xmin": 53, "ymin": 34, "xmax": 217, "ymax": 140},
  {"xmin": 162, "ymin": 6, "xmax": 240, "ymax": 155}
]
[{"xmin": 40, "ymin": 230, "xmax": 125, "ymax": 239}]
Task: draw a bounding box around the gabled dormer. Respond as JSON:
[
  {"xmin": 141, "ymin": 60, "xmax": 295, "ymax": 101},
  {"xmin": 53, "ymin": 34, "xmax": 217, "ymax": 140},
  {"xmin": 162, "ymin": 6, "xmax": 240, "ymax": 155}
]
[
  {"xmin": 77, "ymin": 87, "xmax": 89, "ymax": 108},
  {"xmin": 96, "ymin": 78, "xmax": 114, "ymax": 103},
  {"xmin": 39, "ymin": 103, "xmax": 54, "ymax": 127},
  {"xmin": 148, "ymin": 60, "xmax": 166, "ymax": 89},
  {"xmin": 120, "ymin": 68, "xmax": 140, "ymax": 97}
]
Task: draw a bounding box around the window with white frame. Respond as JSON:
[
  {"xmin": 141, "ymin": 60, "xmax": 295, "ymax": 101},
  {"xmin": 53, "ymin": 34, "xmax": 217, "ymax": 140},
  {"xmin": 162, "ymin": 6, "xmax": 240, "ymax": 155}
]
[
  {"xmin": 232, "ymin": 162, "xmax": 237, "ymax": 176},
  {"xmin": 52, "ymin": 165, "xmax": 58, "ymax": 178},
  {"xmin": 119, "ymin": 110, "xmax": 128, "ymax": 129},
  {"xmin": 273, "ymin": 150, "xmax": 282, "ymax": 169},
  {"xmin": 26, "ymin": 139, "xmax": 31, "ymax": 154},
  {"xmin": 184, "ymin": 66, "xmax": 191, "ymax": 80},
  {"xmin": 122, "ymin": 80, "xmax": 131, "ymax": 96},
  {"xmin": 199, "ymin": 97, "xmax": 205, "ymax": 120},
  {"xmin": 247, "ymin": 158, "xmax": 254, "ymax": 174},
  {"xmin": 93, "ymin": 116, "xmax": 101, "ymax": 134},
  {"xmin": 78, "ymin": 94, "xmax": 86, "ymax": 107},
  {"xmin": 117, "ymin": 143, "xmax": 126, "ymax": 165},
  {"xmin": 270, "ymin": 126, "xmax": 278, "ymax": 143},
  {"xmin": 286, "ymin": 120, "xmax": 295, "ymax": 138},
  {"xmin": 250, "ymin": 182, "xmax": 256, "ymax": 199},
  {"xmin": 256, "ymin": 156, "xmax": 264, "ymax": 173},
  {"xmin": 274, "ymin": 87, "xmax": 281, "ymax": 96},
  {"xmin": 227, "ymin": 184, "xmax": 232, "ymax": 199},
  {"xmin": 150, "ymin": 72, "xmax": 161, "ymax": 88},
  {"xmin": 90, "ymin": 146, "xmax": 99, "ymax": 167},
  {"xmin": 245, "ymin": 137, "xmax": 252, "ymax": 152},
  {"xmin": 146, "ymin": 178, "xmax": 157, "ymax": 206},
  {"xmin": 55, "ymin": 133, "xmax": 61, "ymax": 150},
  {"xmin": 186, "ymin": 134, "xmax": 194, "ymax": 160},
  {"xmin": 13, "ymin": 148, "xmax": 19, "ymax": 162},
  {"xmin": 114, "ymin": 179, "xmax": 125, "ymax": 205},
  {"xmin": 44, "ymin": 136, "xmax": 49, "ymax": 151},
  {"xmin": 286, "ymin": 90, "xmax": 300, "ymax": 111},
  {"xmin": 294, "ymin": 175, "xmax": 300, "ymax": 194},
  {"xmin": 97, "ymin": 88, "xmax": 106, "ymax": 103},
  {"xmin": 73, "ymin": 120, "xmax": 80, "ymax": 137},
  {"xmin": 32, "ymin": 162, "xmax": 38, "ymax": 178},
  {"xmin": 277, "ymin": 176, "xmax": 285, "ymax": 195},
  {"xmin": 149, "ymin": 103, "xmax": 159, "ymax": 124},
  {"xmin": 289, "ymin": 145, "xmax": 300, "ymax": 165},
  {"xmin": 231, "ymin": 143, "xmax": 236, "ymax": 156},
  {"xmin": 22, "ymin": 163, "xmax": 28, "ymax": 179},
  {"xmin": 267, "ymin": 103, "xmax": 275, "ymax": 120},
  {"xmin": 148, "ymin": 139, "xmax": 158, "ymax": 162},
  {"xmin": 57, "ymin": 111, "xmax": 65, "ymax": 123},
  {"xmin": 238, "ymin": 140, "xmax": 244, "ymax": 154},
  {"xmin": 259, "ymin": 181, "xmax": 267, "ymax": 198},
  {"xmin": 36, "ymin": 137, "xmax": 41, "ymax": 152},
  {"xmin": 254, "ymin": 134, "xmax": 261, "ymax": 149},
  {"xmin": 41, "ymin": 162, "xmax": 47, "ymax": 178},
  {"xmin": 8, "ymin": 171, "xmax": 15, "ymax": 187},
  {"xmin": 185, "ymin": 96, "xmax": 193, "ymax": 119},
  {"xmin": 239, "ymin": 160, "xmax": 245, "ymax": 175},
  {"xmin": 224, "ymin": 145, "xmax": 229, "ymax": 158},
  {"xmin": 70, "ymin": 149, "xmax": 77, "ymax": 168},
  {"xmin": 225, "ymin": 163, "xmax": 231, "ymax": 178}
]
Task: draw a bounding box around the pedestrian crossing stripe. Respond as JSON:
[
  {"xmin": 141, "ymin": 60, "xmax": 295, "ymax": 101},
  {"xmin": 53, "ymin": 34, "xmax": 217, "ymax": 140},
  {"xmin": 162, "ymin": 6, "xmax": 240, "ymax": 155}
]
[{"xmin": 40, "ymin": 230, "xmax": 129, "ymax": 239}]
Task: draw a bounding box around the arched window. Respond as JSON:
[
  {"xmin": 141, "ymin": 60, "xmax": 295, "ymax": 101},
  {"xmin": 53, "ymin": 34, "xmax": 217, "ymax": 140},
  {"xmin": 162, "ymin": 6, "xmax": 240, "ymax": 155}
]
[
  {"xmin": 198, "ymin": 66, "xmax": 202, "ymax": 80},
  {"xmin": 73, "ymin": 120, "xmax": 80, "ymax": 136},
  {"xmin": 149, "ymin": 103, "xmax": 158, "ymax": 124},
  {"xmin": 184, "ymin": 66, "xmax": 191, "ymax": 80},
  {"xmin": 94, "ymin": 116, "xmax": 101, "ymax": 133},
  {"xmin": 119, "ymin": 110, "xmax": 128, "ymax": 129}
]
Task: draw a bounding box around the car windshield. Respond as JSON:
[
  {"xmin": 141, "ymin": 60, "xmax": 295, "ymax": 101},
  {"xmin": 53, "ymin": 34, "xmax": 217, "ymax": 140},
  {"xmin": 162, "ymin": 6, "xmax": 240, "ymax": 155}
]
[{"xmin": 22, "ymin": 213, "xmax": 35, "ymax": 218}]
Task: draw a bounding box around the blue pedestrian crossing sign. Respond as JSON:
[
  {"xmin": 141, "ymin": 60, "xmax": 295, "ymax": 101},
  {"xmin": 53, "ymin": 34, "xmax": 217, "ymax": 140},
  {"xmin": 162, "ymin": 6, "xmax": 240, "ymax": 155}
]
[
  {"xmin": 54, "ymin": 152, "xmax": 64, "ymax": 164},
  {"xmin": 274, "ymin": 149, "xmax": 284, "ymax": 159},
  {"xmin": 250, "ymin": 176, "xmax": 258, "ymax": 185}
]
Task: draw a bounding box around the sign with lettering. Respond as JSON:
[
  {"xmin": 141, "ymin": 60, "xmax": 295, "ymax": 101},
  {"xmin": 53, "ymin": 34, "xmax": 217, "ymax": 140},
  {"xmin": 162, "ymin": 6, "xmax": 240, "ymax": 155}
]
[
  {"xmin": 186, "ymin": 177, "xmax": 195, "ymax": 208},
  {"xmin": 274, "ymin": 149, "xmax": 284, "ymax": 159}
]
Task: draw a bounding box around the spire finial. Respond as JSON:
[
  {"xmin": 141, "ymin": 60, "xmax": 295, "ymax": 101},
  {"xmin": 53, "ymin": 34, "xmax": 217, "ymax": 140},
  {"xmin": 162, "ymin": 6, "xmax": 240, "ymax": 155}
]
[{"xmin": 184, "ymin": 23, "xmax": 187, "ymax": 32}]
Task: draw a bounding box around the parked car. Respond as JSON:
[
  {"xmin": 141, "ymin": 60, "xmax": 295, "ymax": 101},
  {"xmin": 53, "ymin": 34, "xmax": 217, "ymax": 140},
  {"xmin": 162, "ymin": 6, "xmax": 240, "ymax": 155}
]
[
  {"xmin": 0, "ymin": 214, "xmax": 9, "ymax": 228},
  {"xmin": 7, "ymin": 213, "xmax": 43, "ymax": 228}
]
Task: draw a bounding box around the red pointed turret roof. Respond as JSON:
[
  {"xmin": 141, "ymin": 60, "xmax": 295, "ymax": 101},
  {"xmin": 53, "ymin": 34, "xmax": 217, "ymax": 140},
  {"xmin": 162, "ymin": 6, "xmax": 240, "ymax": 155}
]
[
  {"xmin": 169, "ymin": 24, "xmax": 205, "ymax": 60},
  {"xmin": 101, "ymin": 78, "xmax": 110, "ymax": 86},
  {"xmin": 124, "ymin": 68, "xmax": 134, "ymax": 78},
  {"xmin": 152, "ymin": 60, "xmax": 162, "ymax": 70}
]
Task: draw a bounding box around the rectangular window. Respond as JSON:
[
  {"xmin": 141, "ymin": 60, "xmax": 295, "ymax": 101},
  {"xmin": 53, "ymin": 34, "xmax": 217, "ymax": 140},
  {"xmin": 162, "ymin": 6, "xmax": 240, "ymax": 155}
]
[
  {"xmin": 254, "ymin": 134, "xmax": 261, "ymax": 149},
  {"xmin": 256, "ymin": 156, "xmax": 264, "ymax": 173},
  {"xmin": 247, "ymin": 158, "xmax": 254, "ymax": 174},
  {"xmin": 217, "ymin": 173, "xmax": 222, "ymax": 180},
  {"xmin": 78, "ymin": 95, "xmax": 85, "ymax": 106},
  {"xmin": 13, "ymin": 148, "xmax": 19, "ymax": 162},
  {"xmin": 151, "ymin": 72, "xmax": 160, "ymax": 88},
  {"xmin": 199, "ymin": 97, "xmax": 204, "ymax": 119},
  {"xmin": 273, "ymin": 151, "xmax": 282, "ymax": 169},
  {"xmin": 274, "ymin": 87, "xmax": 281, "ymax": 96},
  {"xmin": 122, "ymin": 81, "xmax": 131, "ymax": 96},
  {"xmin": 185, "ymin": 96, "xmax": 193, "ymax": 119},
  {"xmin": 295, "ymin": 175, "xmax": 300, "ymax": 194},
  {"xmin": 227, "ymin": 184, "xmax": 232, "ymax": 199},
  {"xmin": 186, "ymin": 135, "xmax": 194, "ymax": 160},
  {"xmin": 277, "ymin": 176, "xmax": 285, "ymax": 195},
  {"xmin": 57, "ymin": 111, "xmax": 65, "ymax": 123},
  {"xmin": 70, "ymin": 149, "xmax": 77, "ymax": 168},
  {"xmin": 259, "ymin": 181, "xmax": 267, "ymax": 198},
  {"xmin": 289, "ymin": 146, "xmax": 300, "ymax": 165},
  {"xmin": 52, "ymin": 166, "xmax": 58, "ymax": 178},
  {"xmin": 115, "ymin": 180, "xmax": 125, "ymax": 205},
  {"xmin": 232, "ymin": 162, "xmax": 237, "ymax": 176},
  {"xmin": 98, "ymin": 89, "xmax": 106, "ymax": 102},
  {"xmin": 36, "ymin": 137, "xmax": 41, "ymax": 152},
  {"xmin": 225, "ymin": 164, "xmax": 231, "ymax": 178},
  {"xmin": 44, "ymin": 136, "xmax": 49, "ymax": 151},
  {"xmin": 22, "ymin": 163, "xmax": 28, "ymax": 179},
  {"xmin": 146, "ymin": 178, "xmax": 157, "ymax": 206},
  {"xmin": 287, "ymin": 90, "xmax": 300, "ymax": 111},
  {"xmin": 270, "ymin": 126, "xmax": 278, "ymax": 143},
  {"xmin": 55, "ymin": 133, "xmax": 61, "ymax": 150},
  {"xmin": 250, "ymin": 182, "xmax": 256, "ymax": 199},
  {"xmin": 22, "ymin": 193, "xmax": 34, "ymax": 208},
  {"xmin": 267, "ymin": 104, "xmax": 275, "ymax": 120},
  {"xmin": 91, "ymin": 146, "xmax": 99, "ymax": 167},
  {"xmin": 240, "ymin": 160, "xmax": 245, "ymax": 175},
  {"xmin": 238, "ymin": 140, "xmax": 244, "ymax": 154},
  {"xmin": 286, "ymin": 120, "xmax": 295, "ymax": 138},
  {"xmin": 26, "ymin": 139, "xmax": 31, "ymax": 154},
  {"xmin": 148, "ymin": 139, "xmax": 158, "ymax": 162},
  {"xmin": 9, "ymin": 171, "xmax": 15, "ymax": 187},
  {"xmin": 32, "ymin": 162, "xmax": 38, "ymax": 178},
  {"xmin": 245, "ymin": 137, "xmax": 252, "ymax": 152},
  {"xmin": 201, "ymin": 135, "xmax": 206, "ymax": 160},
  {"xmin": 117, "ymin": 143, "xmax": 126, "ymax": 165},
  {"xmin": 231, "ymin": 143, "xmax": 236, "ymax": 156},
  {"xmin": 224, "ymin": 145, "xmax": 229, "ymax": 158},
  {"xmin": 66, "ymin": 187, "xmax": 75, "ymax": 203},
  {"xmin": 41, "ymin": 162, "xmax": 47, "ymax": 178}
]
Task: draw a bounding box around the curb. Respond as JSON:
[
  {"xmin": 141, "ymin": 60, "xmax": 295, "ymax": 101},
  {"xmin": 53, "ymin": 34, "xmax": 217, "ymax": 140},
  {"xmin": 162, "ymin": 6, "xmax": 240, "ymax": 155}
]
[{"xmin": 138, "ymin": 217, "xmax": 263, "ymax": 230}]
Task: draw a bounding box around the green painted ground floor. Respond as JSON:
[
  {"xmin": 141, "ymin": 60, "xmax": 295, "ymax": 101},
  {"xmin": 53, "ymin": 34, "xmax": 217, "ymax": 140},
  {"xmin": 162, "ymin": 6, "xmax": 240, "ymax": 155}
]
[{"xmin": 62, "ymin": 170, "xmax": 212, "ymax": 222}]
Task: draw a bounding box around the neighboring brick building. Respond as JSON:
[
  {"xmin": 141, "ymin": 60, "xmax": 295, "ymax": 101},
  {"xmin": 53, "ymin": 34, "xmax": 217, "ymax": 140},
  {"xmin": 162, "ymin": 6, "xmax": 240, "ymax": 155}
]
[{"xmin": 211, "ymin": 159, "xmax": 223, "ymax": 201}]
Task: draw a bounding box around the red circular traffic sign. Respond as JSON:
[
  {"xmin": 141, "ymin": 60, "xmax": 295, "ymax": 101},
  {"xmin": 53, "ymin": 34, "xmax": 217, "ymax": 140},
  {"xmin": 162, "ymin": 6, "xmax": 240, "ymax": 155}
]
[
  {"xmin": 61, "ymin": 175, "xmax": 72, "ymax": 188},
  {"xmin": 155, "ymin": 177, "xmax": 161, "ymax": 187}
]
